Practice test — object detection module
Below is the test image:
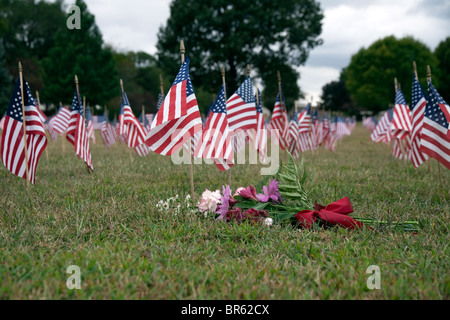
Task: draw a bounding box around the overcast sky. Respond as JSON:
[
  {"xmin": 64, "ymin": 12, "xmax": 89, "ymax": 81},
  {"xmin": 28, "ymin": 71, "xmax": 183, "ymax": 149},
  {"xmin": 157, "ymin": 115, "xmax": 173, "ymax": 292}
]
[{"xmin": 83, "ymin": 0, "xmax": 450, "ymax": 105}]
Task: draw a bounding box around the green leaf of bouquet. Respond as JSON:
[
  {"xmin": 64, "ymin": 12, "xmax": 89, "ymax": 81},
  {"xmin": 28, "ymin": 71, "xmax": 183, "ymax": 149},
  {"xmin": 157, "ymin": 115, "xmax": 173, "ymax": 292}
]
[
  {"xmin": 271, "ymin": 211, "xmax": 298, "ymax": 223},
  {"xmin": 252, "ymin": 202, "xmax": 269, "ymax": 210},
  {"xmin": 277, "ymin": 184, "xmax": 300, "ymax": 191},
  {"xmin": 278, "ymin": 173, "xmax": 297, "ymax": 183},
  {"xmin": 281, "ymin": 192, "xmax": 304, "ymax": 199},
  {"xmin": 234, "ymin": 202, "xmax": 256, "ymax": 210}
]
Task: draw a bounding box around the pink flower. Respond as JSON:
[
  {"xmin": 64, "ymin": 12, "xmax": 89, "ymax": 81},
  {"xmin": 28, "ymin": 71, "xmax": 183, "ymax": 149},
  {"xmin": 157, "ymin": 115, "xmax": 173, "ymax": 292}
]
[
  {"xmin": 238, "ymin": 185, "xmax": 258, "ymax": 201},
  {"xmin": 245, "ymin": 208, "xmax": 269, "ymax": 224},
  {"xmin": 233, "ymin": 187, "xmax": 246, "ymax": 197},
  {"xmin": 198, "ymin": 189, "xmax": 221, "ymax": 213},
  {"xmin": 222, "ymin": 207, "xmax": 246, "ymax": 222},
  {"xmin": 256, "ymin": 179, "xmax": 282, "ymax": 203}
]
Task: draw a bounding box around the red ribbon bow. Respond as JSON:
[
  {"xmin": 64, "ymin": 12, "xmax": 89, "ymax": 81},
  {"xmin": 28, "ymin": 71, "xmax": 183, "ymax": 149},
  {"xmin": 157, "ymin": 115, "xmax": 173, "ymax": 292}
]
[{"xmin": 295, "ymin": 197, "xmax": 365, "ymax": 229}]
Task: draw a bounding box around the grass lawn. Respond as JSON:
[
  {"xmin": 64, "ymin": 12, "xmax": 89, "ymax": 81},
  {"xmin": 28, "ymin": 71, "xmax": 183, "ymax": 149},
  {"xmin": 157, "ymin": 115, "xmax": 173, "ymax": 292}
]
[{"xmin": 0, "ymin": 125, "xmax": 448, "ymax": 300}]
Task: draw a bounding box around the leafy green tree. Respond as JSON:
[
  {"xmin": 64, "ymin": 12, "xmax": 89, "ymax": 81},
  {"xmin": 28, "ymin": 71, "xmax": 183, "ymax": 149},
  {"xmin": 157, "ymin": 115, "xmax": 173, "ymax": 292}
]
[
  {"xmin": 157, "ymin": 0, "xmax": 323, "ymax": 112},
  {"xmin": 0, "ymin": 42, "xmax": 12, "ymax": 116},
  {"xmin": 434, "ymin": 37, "xmax": 450, "ymax": 103},
  {"xmin": 41, "ymin": 0, "xmax": 117, "ymax": 109},
  {"xmin": 0, "ymin": 0, "xmax": 66, "ymax": 92},
  {"xmin": 111, "ymin": 50, "xmax": 172, "ymax": 117},
  {"xmin": 320, "ymin": 68, "xmax": 357, "ymax": 115},
  {"xmin": 346, "ymin": 36, "xmax": 439, "ymax": 113}
]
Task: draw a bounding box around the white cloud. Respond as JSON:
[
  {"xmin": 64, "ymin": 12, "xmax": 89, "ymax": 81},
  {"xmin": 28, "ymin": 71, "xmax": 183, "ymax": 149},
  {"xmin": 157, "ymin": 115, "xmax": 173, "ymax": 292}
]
[
  {"xmin": 85, "ymin": 0, "xmax": 171, "ymax": 54},
  {"xmin": 297, "ymin": 66, "xmax": 340, "ymax": 105}
]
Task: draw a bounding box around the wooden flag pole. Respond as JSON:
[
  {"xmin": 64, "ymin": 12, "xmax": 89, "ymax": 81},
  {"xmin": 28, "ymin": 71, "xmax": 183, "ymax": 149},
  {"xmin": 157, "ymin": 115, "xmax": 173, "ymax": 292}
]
[
  {"xmin": 75, "ymin": 75, "xmax": 81, "ymax": 106},
  {"xmin": 427, "ymin": 65, "xmax": 443, "ymax": 187},
  {"xmin": 160, "ymin": 74, "xmax": 164, "ymax": 96},
  {"xmin": 18, "ymin": 62, "xmax": 30, "ymax": 188},
  {"xmin": 36, "ymin": 90, "xmax": 49, "ymax": 161},
  {"xmin": 83, "ymin": 96, "xmax": 86, "ymax": 125},
  {"xmin": 181, "ymin": 40, "xmax": 195, "ymax": 199},
  {"xmin": 142, "ymin": 105, "xmax": 145, "ymax": 127},
  {"xmin": 221, "ymin": 65, "xmax": 232, "ymax": 187}
]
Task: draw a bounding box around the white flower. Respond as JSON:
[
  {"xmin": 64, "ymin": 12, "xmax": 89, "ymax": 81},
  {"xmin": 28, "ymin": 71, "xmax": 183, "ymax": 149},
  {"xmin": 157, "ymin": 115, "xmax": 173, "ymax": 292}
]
[
  {"xmin": 264, "ymin": 218, "xmax": 274, "ymax": 227},
  {"xmin": 162, "ymin": 202, "xmax": 169, "ymax": 210},
  {"xmin": 198, "ymin": 189, "xmax": 221, "ymax": 213},
  {"xmin": 185, "ymin": 194, "xmax": 191, "ymax": 201}
]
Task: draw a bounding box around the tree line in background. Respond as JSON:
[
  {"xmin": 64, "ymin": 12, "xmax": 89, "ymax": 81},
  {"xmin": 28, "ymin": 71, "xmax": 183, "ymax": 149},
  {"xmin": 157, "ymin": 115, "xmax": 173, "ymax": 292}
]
[
  {"xmin": 321, "ymin": 36, "xmax": 450, "ymax": 117},
  {"xmin": 0, "ymin": 0, "xmax": 448, "ymax": 119},
  {"xmin": 0, "ymin": 0, "xmax": 324, "ymax": 118}
]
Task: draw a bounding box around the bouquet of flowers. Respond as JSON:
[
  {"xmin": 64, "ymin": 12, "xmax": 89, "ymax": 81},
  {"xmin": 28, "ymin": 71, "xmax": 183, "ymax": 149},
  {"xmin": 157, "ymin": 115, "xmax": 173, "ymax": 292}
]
[{"xmin": 198, "ymin": 154, "xmax": 419, "ymax": 232}]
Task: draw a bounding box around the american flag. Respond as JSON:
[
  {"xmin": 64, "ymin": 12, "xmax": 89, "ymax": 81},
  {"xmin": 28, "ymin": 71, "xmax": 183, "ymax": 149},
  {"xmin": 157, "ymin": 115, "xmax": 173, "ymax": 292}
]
[
  {"xmin": 226, "ymin": 76, "xmax": 257, "ymax": 132},
  {"xmin": 46, "ymin": 116, "xmax": 58, "ymax": 141},
  {"xmin": 287, "ymin": 119, "xmax": 300, "ymax": 158},
  {"xmin": 392, "ymin": 139, "xmax": 404, "ymax": 160},
  {"xmin": 100, "ymin": 122, "xmax": 116, "ymax": 150},
  {"xmin": 410, "ymin": 74, "xmax": 428, "ymax": 168},
  {"xmin": 322, "ymin": 115, "xmax": 330, "ymax": 142},
  {"xmin": 145, "ymin": 58, "xmax": 202, "ymax": 155},
  {"xmin": 347, "ymin": 117, "xmax": 356, "ymax": 133},
  {"xmin": 66, "ymin": 90, "xmax": 93, "ymax": 170},
  {"xmin": 253, "ymin": 88, "xmax": 267, "ymax": 162},
  {"xmin": 49, "ymin": 106, "xmax": 71, "ymax": 135},
  {"xmin": 139, "ymin": 113, "xmax": 154, "ymax": 128},
  {"xmin": 363, "ymin": 116, "xmax": 377, "ymax": 131},
  {"xmin": 270, "ymin": 91, "xmax": 288, "ymax": 149},
  {"xmin": 297, "ymin": 104, "xmax": 312, "ymax": 134},
  {"xmin": 299, "ymin": 130, "xmax": 313, "ymax": 152},
  {"xmin": 310, "ymin": 109, "xmax": 321, "ymax": 149},
  {"xmin": 85, "ymin": 108, "xmax": 96, "ymax": 144},
  {"xmin": 391, "ymin": 89, "xmax": 412, "ymax": 140},
  {"xmin": 324, "ymin": 116, "xmax": 337, "ymax": 152},
  {"xmin": 370, "ymin": 109, "xmax": 393, "ymax": 143},
  {"xmin": 119, "ymin": 92, "xmax": 146, "ymax": 149},
  {"xmin": 34, "ymin": 102, "xmax": 47, "ymax": 123},
  {"xmin": 419, "ymin": 80, "xmax": 450, "ymax": 169},
  {"xmin": 1, "ymin": 78, "xmax": 47, "ymax": 184},
  {"xmin": 134, "ymin": 118, "xmax": 151, "ymax": 157},
  {"xmin": 335, "ymin": 117, "xmax": 351, "ymax": 141},
  {"xmin": 92, "ymin": 115, "xmax": 106, "ymax": 130},
  {"xmin": 194, "ymin": 85, "xmax": 234, "ymax": 171}
]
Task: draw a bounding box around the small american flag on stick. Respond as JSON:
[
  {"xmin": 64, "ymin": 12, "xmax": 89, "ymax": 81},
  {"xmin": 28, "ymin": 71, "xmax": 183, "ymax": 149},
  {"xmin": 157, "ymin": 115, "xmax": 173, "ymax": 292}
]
[
  {"xmin": 66, "ymin": 78, "xmax": 93, "ymax": 171},
  {"xmin": 1, "ymin": 76, "xmax": 47, "ymax": 184},
  {"xmin": 194, "ymin": 85, "xmax": 234, "ymax": 171},
  {"xmin": 145, "ymin": 57, "xmax": 202, "ymax": 155},
  {"xmin": 420, "ymin": 78, "xmax": 450, "ymax": 169}
]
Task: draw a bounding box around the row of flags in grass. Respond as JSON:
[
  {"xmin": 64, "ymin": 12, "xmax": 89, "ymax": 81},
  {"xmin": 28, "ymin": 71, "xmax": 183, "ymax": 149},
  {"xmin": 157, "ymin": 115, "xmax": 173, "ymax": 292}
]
[
  {"xmin": 365, "ymin": 73, "xmax": 450, "ymax": 170},
  {"xmin": 1, "ymin": 56, "xmax": 356, "ymax": 184}
]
